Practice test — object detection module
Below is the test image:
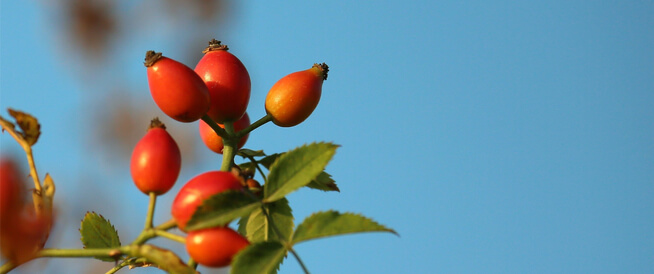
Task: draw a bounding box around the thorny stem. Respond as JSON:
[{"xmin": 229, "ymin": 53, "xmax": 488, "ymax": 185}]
[
  {"xmin": 105, "ymin": 257, "xmax": 150, "ymax": 274},
  {"xmin": 105, "ymin": 258, "xmax": 137, "ymax": 274}
]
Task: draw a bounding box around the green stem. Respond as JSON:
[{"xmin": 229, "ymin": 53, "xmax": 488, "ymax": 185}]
[
  {"xmin": 0, "ymin": 117, "xmax": 43, "ymax": 211},
  {"xmin": 236, "ymin": 113, "xmax": 272, "ymax": 138},
  {"xmin": 221, "ymin": 121, "xmax": 237, "ymax": 171},
  {"xmin": 260, "ymin": 205, "xmax": 310, "ymax": 274},
  {"xmin": 246, "ymin": 155, "xmax": 268, "ymax": 182},
  {"xmin": 38, "ymin": 246, "xmax": 130, "ymax": 258},
  {"xmin": 154, "ymin": 230, "xmax": 187, "ymax": 244},
  {"xmin": 288, "ymin": 247, "xmax": 311, "ymax": 274},
  {"xmin": 155, "ymin": 218, "xmax": 177, "ymax": 231},
  {"xmin": 106, "ymin": 259, "xmax": 132, "ymax": 274},
  {"xmin": 201, "ymin": 114, "xmax": 228, "ymax": 138},
  {"xmin": 0, "ymin": 262, "xmax": 16, "ymax": 274},
  {"xmin": 188, "ymin": 258, "xmax": 198, "ymax": 269},
  {"xmin": 145, "ymin": 192, "xmax": 157, "ymax": 229},
  {"xmin": 131, "ymin": 229, "xmax": 154, "ymax": 246}
]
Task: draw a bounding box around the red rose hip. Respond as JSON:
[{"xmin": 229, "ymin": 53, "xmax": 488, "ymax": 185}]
[
  {"xmin": 265, "ymin": 63, "xmax": 328, "ymax": 127},
  {"xmin": 195, "ymin": 39, "xmax": 251, "ymax": 123},
  {"xmin": 145, "ymin": 51, "xmax": 211, "ymax": 123},
  {"xmin": 171, "ymin": 171, "xmax": 243, "ymax": 231},
  {"xmin": 130, "ymin": 118, "xmax": 181, "ymax": 195}
]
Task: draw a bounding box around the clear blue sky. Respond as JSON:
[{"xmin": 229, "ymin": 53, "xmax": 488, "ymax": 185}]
[{"xmin": 1, "ymin": 1, "xmax": 653, "ymax": 273}]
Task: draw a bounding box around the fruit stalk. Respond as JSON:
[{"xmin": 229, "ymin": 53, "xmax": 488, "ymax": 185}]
[
  {"xmin": 144, "ymin": 192, "xmax": 157, "ymax": 229},
  {"xmin": 153, "ymin": 230, "xmax": 186, "ymax": 244},
  {"xmin": 236, "ymin": 113, "xmax": 272, "ymax": 139},
  {"xmin": 201, "ymin": 114, "xmax": 228, "ymax": 138},
  {"xmin": 220, "ymin": 121, "xmax": 238, "ymax": 171}
]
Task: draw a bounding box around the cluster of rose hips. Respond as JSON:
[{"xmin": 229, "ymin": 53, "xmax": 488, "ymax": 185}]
[{"xmin": 131, "ymin": 39, "xmax": 328, "ymax": 267}]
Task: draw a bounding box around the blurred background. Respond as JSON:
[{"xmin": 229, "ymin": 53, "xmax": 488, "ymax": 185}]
[{"xmin": 1, "ymin": 1, "xmax": 653, "ymax": 273}]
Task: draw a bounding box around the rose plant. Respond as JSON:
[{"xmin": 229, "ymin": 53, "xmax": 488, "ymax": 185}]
[{"xmin": 0, "ymin": 39, "xmax": 396, "ymax": 274}]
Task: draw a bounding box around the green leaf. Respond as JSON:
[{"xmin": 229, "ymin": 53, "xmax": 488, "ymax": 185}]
[
  {"xmin": 237, "ymin": 214, "xmax": 249, "ymax": 236},
  {"xmin": 132, "ymin": 244, "xmax": 197, "ymax": 274},
  {"xmin": 292, "ymin": 211, "xmax": 398, "ymax": 244},
  {"xmin": 237, "ymin": 149, "xmax": 266, "ymax": 158},
  {"xmin": 7, "ymin": 108, "xmax": 41, "ymax": 146},
  {"xmin": 243, "ymin": 198, "xmax": 294, "ymax": 242},
  {"xmin": 306, "ymin": 171, "xmax": 340, "ymax": 192},
  {"xmin": 247, "ymin": 152, "xmax": 339, "ymax": 192},
  {"xmin": 257, "ymin": 153, "xmax": 281, "ymax": 168},
  {"xmin": 264, "ymin": 143, "xmax": 338, "ymax": 202},
  {"xmin": 186, "ymin": 191, "xmax": 261, "ymax": 231},
  {"xmin": 79, "ymin": 212, "xmax": 121, "ymax": 262},
  {"xmin": 231, "ymin": 241, "xmax": 286, "ymax": 274}
]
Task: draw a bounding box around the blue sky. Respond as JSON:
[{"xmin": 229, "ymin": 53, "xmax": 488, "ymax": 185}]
[{"xmin": 1, "ymin": 1, "xmax": 653, "ymax": 273}]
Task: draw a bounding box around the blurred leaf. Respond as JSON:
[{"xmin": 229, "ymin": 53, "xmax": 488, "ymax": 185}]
[
  {"xmin": 79, "ymin": 212, "xmax": 121, "ymax": 262},
  {"xmin": 186, "ymin": 191, "xmax": 260, "ymax": 231},
  {"xmin": 306, "ymin": 171, "xmax": 339, "ymax": 192},
  {"xmin": 0, "ymin": 115, "xmax": 16, "ymax": 131},
  {"xmin": 237, "ymin": 149, "xmax": 266, "ymax": 158},
  {"xmin": 7, "ymin": 109, "xmax": 41, "ymax": 146},
  {"xmin": 243, "ymin": 198, "xmax": 293, "ymax": 243},
  {"xmin": 65, "ymin": 0, "xmax": 116, "ymax": 59},
  {"xmin": 292, "ymin": 211, "xmax": 398, "ymax": 244},
  {"xmin": 264, "ymin": 143, "xmax": 338, "ymax": 202},
  {"xmin": 133, "ymin": 245, "xmax": 197, "ymax": 274},
  {"xmin": 230, "ymin": 241, "xmax": 286, "ymax": 274},
  {"xmin": 237, "ymin": 214, "xmax": 249, "ymax": 236}
]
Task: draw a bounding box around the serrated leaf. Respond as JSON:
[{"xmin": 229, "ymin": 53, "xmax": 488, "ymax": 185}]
[
  {"xmin": 7, "ymin": 109, "xmax": 40, "ymax": 146},
  {"xmin": 292, "ymin": 211, "xmax": 398, "ymax": 244},
  {"xmin": 264, "ymin": 143, "xmax": 338, "ymax": 202},
  {"xmin": 132, "ymin": 245, "xmax": 197, "ymax": 274},
  {"xmin": 244, "ymin": 198, "xmax": 294, "ymax": 243},
  {"xmin": 79, "ymin": 212, "xmax": 121, "ymax": 262},
  {"xmin": 306, "ymin": 171, "xmax": 340, "ymax": 192},
  {"xmin": 186, "ymin": 191, "xmax": 261, "ymax": 231},
  {"xmin": 237, "ymin": 149, "xmax": 266, "ymax": 158},
  {"xmin": 239, "ymin": 150, "xmax": 338, "ymax": 193},
  {"xmin": 231, "ymin": 241, "xmax": 286, "ymax": 274}
]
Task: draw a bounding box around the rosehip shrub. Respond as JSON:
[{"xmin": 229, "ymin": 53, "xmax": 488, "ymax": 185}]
[{"xmin": 0, "ymin": 39, "xmax": 396, "ymax": 274}]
